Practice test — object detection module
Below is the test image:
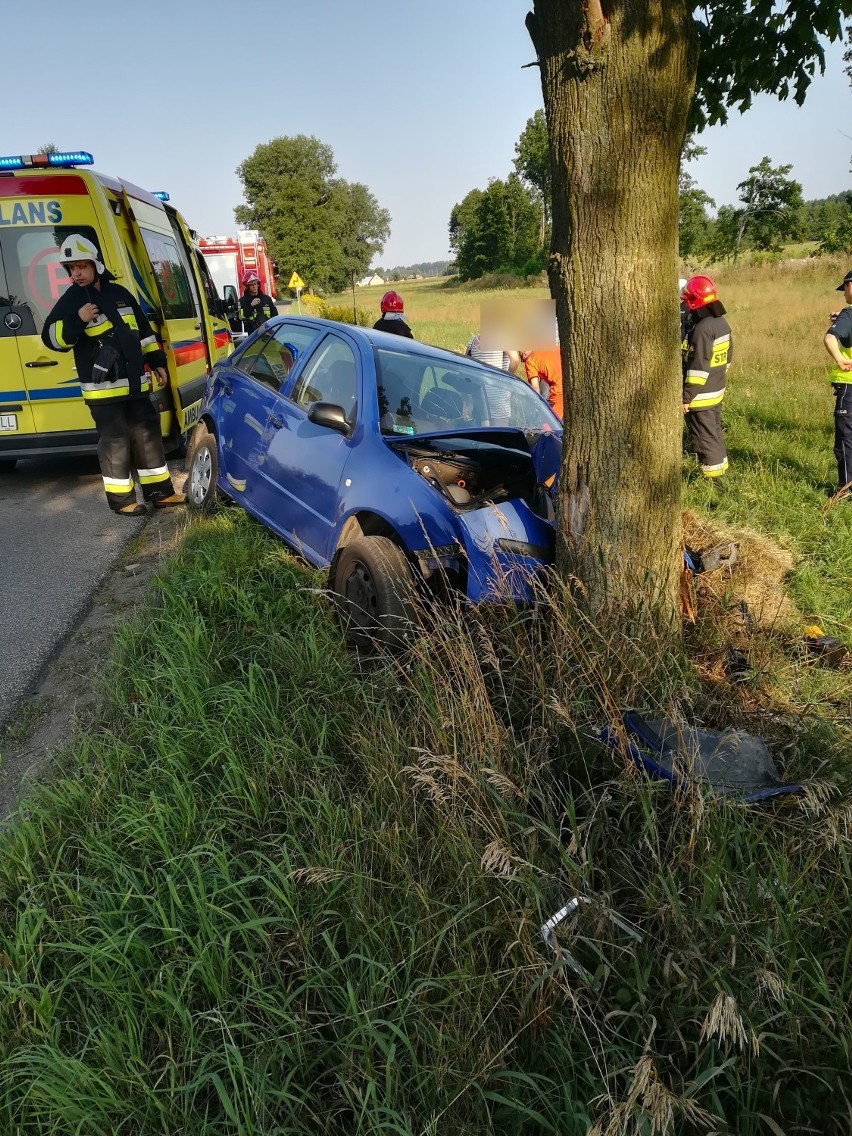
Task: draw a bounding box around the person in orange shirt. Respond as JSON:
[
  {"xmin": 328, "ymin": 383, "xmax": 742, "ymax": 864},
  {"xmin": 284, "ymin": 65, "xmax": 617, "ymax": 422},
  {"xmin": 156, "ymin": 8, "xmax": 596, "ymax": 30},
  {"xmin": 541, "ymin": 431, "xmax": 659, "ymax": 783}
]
[{"xmin": 521, "ymin": 348, "xmax": 563, "ymax": 419}]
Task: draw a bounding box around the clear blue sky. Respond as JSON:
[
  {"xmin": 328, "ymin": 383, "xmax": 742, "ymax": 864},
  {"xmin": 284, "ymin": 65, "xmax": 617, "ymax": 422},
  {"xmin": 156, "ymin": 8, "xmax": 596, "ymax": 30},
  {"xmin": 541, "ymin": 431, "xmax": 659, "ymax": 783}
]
[{"xmin": 7, "ymin": 1, "xmax": 850, "ymax": 268}]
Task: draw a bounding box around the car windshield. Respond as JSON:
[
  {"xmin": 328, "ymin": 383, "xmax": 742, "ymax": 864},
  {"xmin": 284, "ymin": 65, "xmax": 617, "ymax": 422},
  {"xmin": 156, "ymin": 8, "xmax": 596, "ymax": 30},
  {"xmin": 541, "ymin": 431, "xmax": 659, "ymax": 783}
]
[{"xmin": 374, "ymin": 347, "xmax": 560, "ymax": 436}]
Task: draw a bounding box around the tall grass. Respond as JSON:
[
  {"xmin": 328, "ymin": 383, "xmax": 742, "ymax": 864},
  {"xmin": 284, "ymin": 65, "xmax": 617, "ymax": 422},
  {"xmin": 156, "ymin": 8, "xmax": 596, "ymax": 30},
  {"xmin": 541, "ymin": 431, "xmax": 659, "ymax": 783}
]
[{"xmin": 0, "ymin": 511, "xmax": 849, "ymax": 1134}]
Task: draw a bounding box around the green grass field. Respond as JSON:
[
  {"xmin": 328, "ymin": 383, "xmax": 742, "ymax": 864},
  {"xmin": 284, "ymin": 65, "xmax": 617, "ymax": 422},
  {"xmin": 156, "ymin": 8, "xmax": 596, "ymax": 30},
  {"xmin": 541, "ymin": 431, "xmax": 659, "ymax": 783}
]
[{"xmin": 0, "ymin": 257, "xmax": 850, "ymax": 1134}]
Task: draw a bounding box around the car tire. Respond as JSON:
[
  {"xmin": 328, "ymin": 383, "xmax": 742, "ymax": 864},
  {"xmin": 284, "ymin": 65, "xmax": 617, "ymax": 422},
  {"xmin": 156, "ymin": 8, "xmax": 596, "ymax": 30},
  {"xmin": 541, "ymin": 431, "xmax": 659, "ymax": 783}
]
[
  {"xmin": 334, "ymin": 536, "xmax": 418, "ymax": 649},
  {"xmin": 0, "ymin": 458, "xmax": 17, "ymax": 474},
  {"xmin": 186, "ymin": 424, "xmax": 219, "ymax": 513}
]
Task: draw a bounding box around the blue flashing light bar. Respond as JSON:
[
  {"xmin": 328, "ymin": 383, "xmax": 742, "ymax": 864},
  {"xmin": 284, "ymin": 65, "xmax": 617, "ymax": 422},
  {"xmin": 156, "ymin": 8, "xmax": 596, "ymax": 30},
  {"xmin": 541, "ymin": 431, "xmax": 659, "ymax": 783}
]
[
  {"xmin": 48, "ymin": 150, "xmax": 94, "ymax": 166},
  {"xmin": 0, "ymin": 151, "xmax": 94, "ymax": 171},
  {"xmin": 152, "ymin": 191, "xmax": 170, "ymax": 201}
]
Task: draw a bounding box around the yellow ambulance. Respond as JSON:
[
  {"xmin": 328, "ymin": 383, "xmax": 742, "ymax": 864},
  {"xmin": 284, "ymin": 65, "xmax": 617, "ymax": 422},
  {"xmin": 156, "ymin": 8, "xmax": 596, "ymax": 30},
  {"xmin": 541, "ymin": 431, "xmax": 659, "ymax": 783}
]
[{"xmin": 0, "ymin": 150, "xmax": 234, "ymax": 472}]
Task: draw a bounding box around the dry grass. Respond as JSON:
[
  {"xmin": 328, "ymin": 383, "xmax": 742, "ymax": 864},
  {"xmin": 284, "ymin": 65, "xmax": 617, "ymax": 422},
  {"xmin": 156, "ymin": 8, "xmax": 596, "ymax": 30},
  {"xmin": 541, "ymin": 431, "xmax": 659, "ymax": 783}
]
[{"xmin": 682, "ymin": 510, "xmax": 798, "ymax": 631}]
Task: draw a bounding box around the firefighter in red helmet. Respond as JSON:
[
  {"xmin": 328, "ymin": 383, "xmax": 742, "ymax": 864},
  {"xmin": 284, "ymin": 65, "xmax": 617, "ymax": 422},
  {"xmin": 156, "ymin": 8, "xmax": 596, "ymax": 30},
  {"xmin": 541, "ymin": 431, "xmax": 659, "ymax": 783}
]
[
  {"xmin": 373, "ymin": 290, "xmax": 414, "ymax": 339},
  {"xmin": 239, "ymin": 272, "xmax": 277, "ymax": 334},
  {"xmin": 682, "ymin": 274, "xmax": 733, "ymax": 478}
]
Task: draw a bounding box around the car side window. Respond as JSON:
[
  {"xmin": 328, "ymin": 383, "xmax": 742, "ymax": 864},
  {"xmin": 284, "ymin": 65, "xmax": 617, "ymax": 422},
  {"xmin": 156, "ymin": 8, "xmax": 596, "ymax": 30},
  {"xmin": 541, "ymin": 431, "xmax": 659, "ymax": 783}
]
[
  {"xmin": 234, "ymin": 332, "xmax": 272, "ymax": 377},
  {"xmin": 268, "ymin": 323, "xmax": 321, "ymax": 390},
  {"xmin": 290, "ymin": 334, "xmax": 357, "ymax": 416},
  {"xmin": 246, "ymin": 335, "xmax": 294, "ymax": 391}
]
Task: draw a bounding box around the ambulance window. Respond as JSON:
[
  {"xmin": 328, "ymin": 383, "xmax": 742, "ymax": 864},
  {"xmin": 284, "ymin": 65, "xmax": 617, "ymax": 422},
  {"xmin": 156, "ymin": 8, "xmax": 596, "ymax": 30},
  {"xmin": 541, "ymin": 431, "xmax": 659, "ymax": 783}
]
[
  {"xmin": 139, "ymin": 229, "xmax": 195, "ymax": 320},
  {"xmin": 194, "ymin": 250, "xmax": 221, "ymax": 313},
  {"xmin": 165, "ymin": 212, "xmax": 203, "ymax": 320},
  {"xmin": 0, "ymin": 249, "xmax": 9, "ymax": 306},
  {"xmin": 0, "ymin": 226, "xmax": 101, "ymax": 333}
]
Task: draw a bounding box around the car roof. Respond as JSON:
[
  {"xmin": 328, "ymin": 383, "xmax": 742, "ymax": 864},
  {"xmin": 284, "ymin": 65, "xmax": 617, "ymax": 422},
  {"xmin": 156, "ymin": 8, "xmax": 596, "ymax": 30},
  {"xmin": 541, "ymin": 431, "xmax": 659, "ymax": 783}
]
[{"xmin": 265, "ymin": 315, "xmax": 481, "ymax": 368}]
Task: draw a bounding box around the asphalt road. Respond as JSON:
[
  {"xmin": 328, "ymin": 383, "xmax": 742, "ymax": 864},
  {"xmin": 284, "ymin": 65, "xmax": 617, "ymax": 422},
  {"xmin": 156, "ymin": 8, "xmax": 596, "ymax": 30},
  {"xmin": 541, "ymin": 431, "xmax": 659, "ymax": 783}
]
[{"xmin": 0, "ymin": 455, "xmax": 147, "ymax": 730}]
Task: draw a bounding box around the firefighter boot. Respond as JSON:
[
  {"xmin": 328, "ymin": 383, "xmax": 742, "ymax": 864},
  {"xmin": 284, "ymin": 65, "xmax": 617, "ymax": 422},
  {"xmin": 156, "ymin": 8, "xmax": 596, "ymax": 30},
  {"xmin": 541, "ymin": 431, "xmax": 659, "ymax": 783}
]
[{"xmin": 151, "ymin": 492, "xmax": 186, "ymax": 509}]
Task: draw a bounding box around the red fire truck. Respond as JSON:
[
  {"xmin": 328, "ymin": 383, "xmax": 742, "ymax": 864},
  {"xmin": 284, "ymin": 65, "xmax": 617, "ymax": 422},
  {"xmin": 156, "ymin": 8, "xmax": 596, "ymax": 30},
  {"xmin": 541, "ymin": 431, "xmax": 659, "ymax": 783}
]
[{"xmin": 198, "ymin": 231, "xmax": 277, "ymax": 335}]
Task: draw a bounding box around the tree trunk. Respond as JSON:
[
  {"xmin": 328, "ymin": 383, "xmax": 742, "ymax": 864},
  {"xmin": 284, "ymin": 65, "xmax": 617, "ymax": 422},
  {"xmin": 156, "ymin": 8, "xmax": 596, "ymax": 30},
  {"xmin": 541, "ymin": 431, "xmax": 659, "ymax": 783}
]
[{"xmin": 528, "ymin": 1, "xmax": 697, "ymax": 632}]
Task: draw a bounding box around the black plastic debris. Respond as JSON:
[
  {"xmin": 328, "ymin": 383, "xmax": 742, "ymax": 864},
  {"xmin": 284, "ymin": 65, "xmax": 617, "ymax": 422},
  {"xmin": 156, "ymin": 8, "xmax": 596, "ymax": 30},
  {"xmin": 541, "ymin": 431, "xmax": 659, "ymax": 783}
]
[
  {"xmin": 804, "ymin": 630, "xmax": 846, "ymax": 669},
  {"xmin": 724, "ymin": 647, "xmax": 752, "ymax": 684},
  {"xmin": 601, "ymin": 710, "xmax": 803, "ymax": 804}
]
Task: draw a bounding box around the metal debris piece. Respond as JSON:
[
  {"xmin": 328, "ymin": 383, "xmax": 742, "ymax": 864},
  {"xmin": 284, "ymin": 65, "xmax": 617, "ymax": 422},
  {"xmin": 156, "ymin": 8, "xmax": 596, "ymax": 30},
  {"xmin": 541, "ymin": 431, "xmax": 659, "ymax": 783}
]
[{"xmin": 540, "ymin": 895, "xmax": 643, "ymax": 987}]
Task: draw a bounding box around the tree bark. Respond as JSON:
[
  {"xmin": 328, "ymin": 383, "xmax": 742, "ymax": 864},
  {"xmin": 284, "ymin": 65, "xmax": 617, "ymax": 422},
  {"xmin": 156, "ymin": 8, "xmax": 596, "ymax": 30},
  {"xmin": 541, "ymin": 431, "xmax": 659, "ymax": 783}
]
[{"xmin": 528, "ymin": 1, "xmax": 698, "ymax": 631}]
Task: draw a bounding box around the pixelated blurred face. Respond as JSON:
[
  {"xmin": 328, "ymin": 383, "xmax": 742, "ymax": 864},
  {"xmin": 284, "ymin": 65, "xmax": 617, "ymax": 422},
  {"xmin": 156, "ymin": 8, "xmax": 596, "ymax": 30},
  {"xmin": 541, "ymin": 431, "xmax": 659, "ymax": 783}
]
[{"xmin": 479, "ymin": 298, "xmax": 557, "ymax": 351}]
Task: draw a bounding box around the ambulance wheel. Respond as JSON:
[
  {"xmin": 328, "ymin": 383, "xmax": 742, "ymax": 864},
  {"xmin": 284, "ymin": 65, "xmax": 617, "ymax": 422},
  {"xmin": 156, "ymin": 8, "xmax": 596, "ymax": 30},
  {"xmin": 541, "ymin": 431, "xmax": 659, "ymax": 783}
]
[
  {"xmin": 0, "ymin": 459, "xmax": 16, "ymax": 474},
  {"xmin": 333, "ymin": 536, "xmax": 418, "ymax": 650},
  {"xmin": 186, "ymin": 425, "xmax": 219, "ymax": 513}
]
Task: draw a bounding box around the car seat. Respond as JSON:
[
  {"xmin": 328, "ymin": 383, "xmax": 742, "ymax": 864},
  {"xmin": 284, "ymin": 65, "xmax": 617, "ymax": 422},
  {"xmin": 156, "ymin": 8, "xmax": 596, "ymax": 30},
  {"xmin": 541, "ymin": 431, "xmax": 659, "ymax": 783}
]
[{"xmin": 320, "ymin": 358, "xmax": 357, "ymax": 414}]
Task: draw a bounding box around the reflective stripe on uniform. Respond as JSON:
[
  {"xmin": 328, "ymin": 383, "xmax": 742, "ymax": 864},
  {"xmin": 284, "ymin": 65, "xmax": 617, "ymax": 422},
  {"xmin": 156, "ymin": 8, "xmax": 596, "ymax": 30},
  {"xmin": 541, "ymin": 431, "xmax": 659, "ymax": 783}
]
[
  {"xmin": 80, "ymin": 374, "xmax": 150, "ymax": 398},
  {"xmin": 81, "ymin": 377, "xmax": 130, "ymax": 392},
  {"xmin": 137, "ymin": 465, "xmax": 170, "ymax": 485},
  {"xmin": 139, "ymin": 335, "xmax": 157, "ymax": 348},
  {"xmin": 689, "ymin": 389, "xmax": 725, "ymax": 408},
  {"xmin": 81, "ymin": 379, "xmax": 131, "ymax": 400},
  {"xmin": 46, "ymin": 322, "xmax": 72, "ymax": 350},
  {"xmin": 686, "ymin": 369, "xmax": 709, "ymax": 386},
  {"xmin": 701, "ymin": 457, "xmax": 729, "ymax": 478},
  {"xmin": 84, "ymin": 319, "xmax": 114, "ymax": 338},
  {"xmin": 102, "ymin": 476, "xmax": 135, "ymax": 493}
]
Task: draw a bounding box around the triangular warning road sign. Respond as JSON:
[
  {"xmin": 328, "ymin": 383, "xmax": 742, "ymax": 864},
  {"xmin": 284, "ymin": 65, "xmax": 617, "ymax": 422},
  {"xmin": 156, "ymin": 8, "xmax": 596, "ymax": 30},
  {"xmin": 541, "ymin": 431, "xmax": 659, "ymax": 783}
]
[{"xmin": 287, "ymin": 272, "xmax": 305, "ymax": 290}]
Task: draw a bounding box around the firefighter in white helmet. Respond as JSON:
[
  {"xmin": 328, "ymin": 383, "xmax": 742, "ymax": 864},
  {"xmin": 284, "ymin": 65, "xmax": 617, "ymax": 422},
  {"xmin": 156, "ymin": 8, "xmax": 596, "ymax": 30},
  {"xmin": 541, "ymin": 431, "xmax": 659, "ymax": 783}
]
[
  {"xmin": 239, "ymin": 271, "xmax": 277, "ymax": 333},
  {"xmin": 42, "ymin": 234, "xmax": 184, "ymax": 515}
]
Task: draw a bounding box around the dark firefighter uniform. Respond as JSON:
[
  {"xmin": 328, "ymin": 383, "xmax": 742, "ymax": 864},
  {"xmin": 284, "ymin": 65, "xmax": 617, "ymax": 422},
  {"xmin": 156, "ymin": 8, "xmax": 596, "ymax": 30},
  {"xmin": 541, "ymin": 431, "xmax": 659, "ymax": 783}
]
[
  {"xmin": 42, "ymin": 275, "xmax": 177, "ymax": 511},
  {"xmin": 239, "ymin": 290, "xmax": 277, "ymax": 333},
  {"xmin": 683, "ymin": 308, "xmax": 733, "ymax": 477},
  {"xmin": 825, "ymin": 305, "xmax": 852, "ymax": 493},
  {"xmin": 373, "ymin": 313, "xmax": 414, "ymax": 338}
]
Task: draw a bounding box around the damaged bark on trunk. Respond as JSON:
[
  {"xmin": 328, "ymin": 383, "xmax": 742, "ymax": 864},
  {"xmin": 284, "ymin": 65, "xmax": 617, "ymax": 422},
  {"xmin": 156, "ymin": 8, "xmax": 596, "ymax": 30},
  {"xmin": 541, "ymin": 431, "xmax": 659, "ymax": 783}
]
[{"xmin": 528, "ymin": 1, "xmax": 697, "ymax": 630}]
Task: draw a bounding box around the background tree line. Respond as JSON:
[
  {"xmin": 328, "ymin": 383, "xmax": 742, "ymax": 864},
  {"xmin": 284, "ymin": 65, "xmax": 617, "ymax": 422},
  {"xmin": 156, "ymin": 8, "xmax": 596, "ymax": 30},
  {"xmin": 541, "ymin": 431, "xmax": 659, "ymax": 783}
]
[
  {"xmin": 373, "ymin": 260, "xmax": 450, "ymax": 281},
  {"xmin": 448, "ymin": 110, "xmax": 550, "ymax": 281},
  {"xmin": 451, "ymin": 114, "xmax": 852, "ymax": 278},
  {"xmin": 680, "ymin": 143, "xmax": 852, "ymax": 263},
  {"xmin": 235, "ymin": 135, "xmax": 390, "ymax": 294}
]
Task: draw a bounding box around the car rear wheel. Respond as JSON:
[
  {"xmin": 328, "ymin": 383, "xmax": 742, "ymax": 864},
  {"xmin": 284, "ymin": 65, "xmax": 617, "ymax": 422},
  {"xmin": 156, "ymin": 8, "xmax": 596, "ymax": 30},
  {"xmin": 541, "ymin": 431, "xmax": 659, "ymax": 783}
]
[
  {"xmin": 334, "ymin": 536, "xmax": 418, "ymax": 649},
  {"xmin": 186, "ymin": 424, "xmax": 219, "ymax": 513}
]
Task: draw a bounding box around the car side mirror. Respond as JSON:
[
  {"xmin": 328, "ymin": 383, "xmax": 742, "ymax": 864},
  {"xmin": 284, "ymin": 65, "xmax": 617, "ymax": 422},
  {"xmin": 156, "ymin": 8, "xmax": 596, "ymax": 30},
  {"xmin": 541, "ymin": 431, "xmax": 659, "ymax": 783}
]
[
  {"xmin": 308, "ymin": 401, "xmax": 351, "ymax": 435},
  {"xmin": 222, "ymin": 284, "xmax": 238, "ymax": 314}
]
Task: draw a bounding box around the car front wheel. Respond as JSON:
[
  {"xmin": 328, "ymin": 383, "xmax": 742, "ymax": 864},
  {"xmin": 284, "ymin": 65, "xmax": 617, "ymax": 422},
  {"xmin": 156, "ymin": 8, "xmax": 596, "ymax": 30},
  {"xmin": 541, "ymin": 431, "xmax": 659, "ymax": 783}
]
[
  {"xmin": 333, "ymin": 536, "xmax": 418, "ymax": 649},
  {"xmin": 186, "ymin": 424, "xmax": 219, "ymax": 513}
]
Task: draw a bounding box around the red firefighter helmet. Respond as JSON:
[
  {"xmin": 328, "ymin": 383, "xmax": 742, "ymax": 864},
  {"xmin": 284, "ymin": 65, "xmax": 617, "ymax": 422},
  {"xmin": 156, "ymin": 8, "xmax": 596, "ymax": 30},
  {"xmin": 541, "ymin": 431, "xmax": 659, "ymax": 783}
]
[
  {"xmin": 243, "ymin": 271, "xmax": 261, "ymax": 286},
  {"xmin": 380, "ymin": 290, "xmax": 404, "ymax": 314},
  {"xmin": 681, "ymin": 274, "xmax": 718, "ymax": 312}
]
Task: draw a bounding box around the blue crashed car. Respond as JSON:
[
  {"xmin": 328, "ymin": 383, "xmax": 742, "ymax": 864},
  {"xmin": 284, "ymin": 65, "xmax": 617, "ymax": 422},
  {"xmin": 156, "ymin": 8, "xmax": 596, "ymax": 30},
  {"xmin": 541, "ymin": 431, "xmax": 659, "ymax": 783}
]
[{"xmin": 186, "ymin": 316, "xmax": 563, "ymax": 644}]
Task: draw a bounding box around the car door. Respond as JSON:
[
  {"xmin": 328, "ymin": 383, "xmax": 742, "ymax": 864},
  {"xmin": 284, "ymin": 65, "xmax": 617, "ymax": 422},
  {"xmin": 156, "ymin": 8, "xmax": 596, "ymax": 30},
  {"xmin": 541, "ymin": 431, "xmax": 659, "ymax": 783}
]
[
  {"xmin": 212, "ymin": 331, "xmax": 281, "ymax": 499},
  {"xmin": 0, "ymin": 240, "xmax": 38, "ymax": 442},
  {"xmin": 1, "ymin": 224, "xmax": 98, "ymax": 442},
  {"xmin": 217, "ymin": 321, "xmax": 320, "ymax": 506},
  {"xmin": 250, "ymin": 331, "xmax": 359, "ymax": 565}
]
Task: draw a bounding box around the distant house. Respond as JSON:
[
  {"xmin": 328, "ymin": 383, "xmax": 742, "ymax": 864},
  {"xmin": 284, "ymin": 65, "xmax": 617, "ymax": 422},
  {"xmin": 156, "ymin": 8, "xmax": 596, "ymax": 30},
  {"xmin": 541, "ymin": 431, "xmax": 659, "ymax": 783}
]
[{"xmin": 357, "ymin": 273, "xmax": 385, "ymax": 287}]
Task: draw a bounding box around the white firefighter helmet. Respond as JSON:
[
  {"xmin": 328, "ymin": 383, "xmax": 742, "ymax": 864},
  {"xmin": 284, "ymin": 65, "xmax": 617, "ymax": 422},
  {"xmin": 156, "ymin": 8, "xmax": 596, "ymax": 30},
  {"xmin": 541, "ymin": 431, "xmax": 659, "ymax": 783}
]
[
  {"xmin": 58, "ymin": 233, "xmax": 104, "ymax": 275},
  {"xmin": 678, "ymin": 277, "xmax": 688, "ymax": 295}
]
